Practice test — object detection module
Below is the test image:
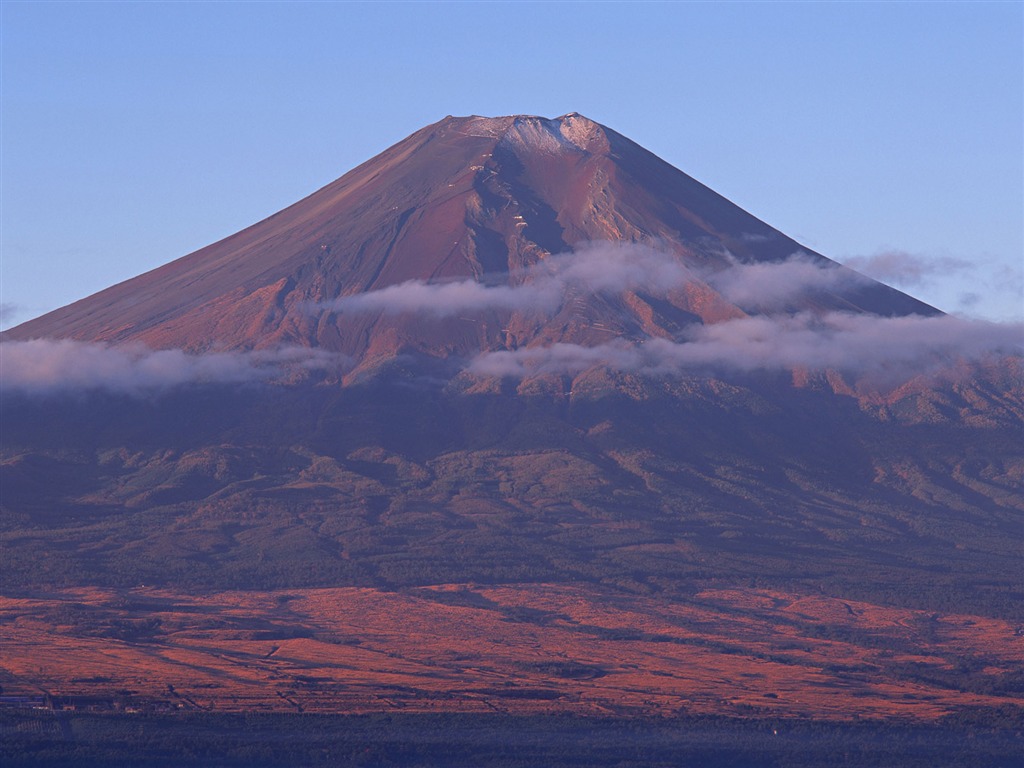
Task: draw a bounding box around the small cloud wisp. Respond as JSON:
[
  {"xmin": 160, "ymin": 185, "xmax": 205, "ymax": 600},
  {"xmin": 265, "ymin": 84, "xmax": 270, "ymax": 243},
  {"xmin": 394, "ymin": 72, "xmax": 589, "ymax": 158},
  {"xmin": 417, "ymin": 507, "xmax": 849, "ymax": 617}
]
[
  {"xmin": 843, "ymin": 250, "xmax": 972, "ymax": 287},
  {"xmin": 704, "ymin": 254, "xmax": 871, "ymax": 309}
]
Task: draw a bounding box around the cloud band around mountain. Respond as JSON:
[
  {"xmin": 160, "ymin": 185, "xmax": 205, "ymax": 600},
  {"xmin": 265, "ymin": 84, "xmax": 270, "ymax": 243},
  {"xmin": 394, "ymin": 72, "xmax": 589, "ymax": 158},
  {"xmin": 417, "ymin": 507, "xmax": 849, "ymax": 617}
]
[{"xmin": 4, "ymin": 245, "xmax": 1020, "ymax": 394}]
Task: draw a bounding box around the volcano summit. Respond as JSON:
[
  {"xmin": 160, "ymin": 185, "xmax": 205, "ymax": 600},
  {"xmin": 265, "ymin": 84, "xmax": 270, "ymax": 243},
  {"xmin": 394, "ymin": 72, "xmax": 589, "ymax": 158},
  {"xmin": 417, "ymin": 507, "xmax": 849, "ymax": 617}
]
[{"xmin": 1, "ymin": 115, "xmax": 1022, "ymax": 734}]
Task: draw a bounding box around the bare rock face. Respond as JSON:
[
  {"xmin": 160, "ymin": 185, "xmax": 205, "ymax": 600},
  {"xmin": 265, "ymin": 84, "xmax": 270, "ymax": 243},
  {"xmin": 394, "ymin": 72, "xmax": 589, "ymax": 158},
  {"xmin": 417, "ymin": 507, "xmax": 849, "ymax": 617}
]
[{"xmin": 4, "ymin": 113, "xmax": 935, "ymax": 372}]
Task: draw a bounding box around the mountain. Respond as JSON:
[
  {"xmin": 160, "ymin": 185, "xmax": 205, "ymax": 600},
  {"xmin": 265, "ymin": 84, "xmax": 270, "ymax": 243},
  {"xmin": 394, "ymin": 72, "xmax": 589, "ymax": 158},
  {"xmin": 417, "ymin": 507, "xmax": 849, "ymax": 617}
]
[
  {"xmin": 4, "ymin": 114, "xmax": 935, "ymax": 372},
  {"xmin": 1, "ymin": 114, "xmax": 1022, "ymax": 724}
]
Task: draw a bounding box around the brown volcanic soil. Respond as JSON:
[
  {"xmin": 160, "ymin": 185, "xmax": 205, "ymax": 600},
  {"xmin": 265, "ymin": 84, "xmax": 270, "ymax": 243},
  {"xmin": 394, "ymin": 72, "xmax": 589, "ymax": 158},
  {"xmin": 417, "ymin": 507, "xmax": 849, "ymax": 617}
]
[{"xmin": 2, "ymin": 584, "xmax": 1021, "ymax": 720}]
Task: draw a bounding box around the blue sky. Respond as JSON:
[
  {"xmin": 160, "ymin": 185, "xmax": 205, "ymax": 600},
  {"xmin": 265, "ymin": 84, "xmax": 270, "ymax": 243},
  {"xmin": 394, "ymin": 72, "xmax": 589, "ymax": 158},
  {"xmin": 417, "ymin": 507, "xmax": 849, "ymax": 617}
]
[{"xmin": 2, "ymin": 1, "xmax": 1021, "ymax": 327}]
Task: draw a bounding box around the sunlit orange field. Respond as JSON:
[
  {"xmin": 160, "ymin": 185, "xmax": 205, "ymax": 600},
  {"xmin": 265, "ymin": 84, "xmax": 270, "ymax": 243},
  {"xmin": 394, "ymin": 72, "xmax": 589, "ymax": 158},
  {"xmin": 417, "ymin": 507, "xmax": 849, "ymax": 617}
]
[{"xmin": 2, "ymin": 584, "xmax": 1020, "ymax": 720}]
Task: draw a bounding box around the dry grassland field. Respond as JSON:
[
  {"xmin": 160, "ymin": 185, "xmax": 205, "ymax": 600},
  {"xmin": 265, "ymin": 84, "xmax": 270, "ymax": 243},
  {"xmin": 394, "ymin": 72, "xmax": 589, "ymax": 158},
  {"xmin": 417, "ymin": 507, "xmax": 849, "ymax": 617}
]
[{"xmin": 3, "ymin": 583, "xmax": 1022, "ymax": 720}]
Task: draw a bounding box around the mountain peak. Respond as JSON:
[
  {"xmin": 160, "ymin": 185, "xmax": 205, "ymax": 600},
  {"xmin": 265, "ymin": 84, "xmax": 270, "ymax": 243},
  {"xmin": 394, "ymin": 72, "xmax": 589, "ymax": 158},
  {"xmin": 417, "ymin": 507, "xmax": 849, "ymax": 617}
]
[{"xmin": 439, "ymin": 113, "xmax": 610, "ymax": 154}]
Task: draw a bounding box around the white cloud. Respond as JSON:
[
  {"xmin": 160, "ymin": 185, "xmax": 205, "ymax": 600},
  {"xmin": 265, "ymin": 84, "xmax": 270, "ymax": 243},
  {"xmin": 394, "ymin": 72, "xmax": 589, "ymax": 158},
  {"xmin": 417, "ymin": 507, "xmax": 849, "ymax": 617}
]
[
  {"xmin": 843, "ymin": 250, "xmax": 972, "ymax": 287},
  {"xmin": 10, "ymin": 245, "xmax": 1018, "ymax": 394},
  {"xmin": 317, "ymin": 242, "xmax": 696, "ymax": 317},
  {"xmin": 703, "ymin": 253, "xmax": 869, "ymax": 309},
  {"xmin": 325, "ymin": 277, "xmax": 563, "ymax": 317},
  {"xmin": 0, "ymin": 340, "xmax": 347, "ymax": 395},
  {"xmin": 469, "ymin": 313, "xmax": 1023, "ymax": 382},
  {"xmin": 318, "ymin": 245, "xmax": 882, "ymax": 318}
]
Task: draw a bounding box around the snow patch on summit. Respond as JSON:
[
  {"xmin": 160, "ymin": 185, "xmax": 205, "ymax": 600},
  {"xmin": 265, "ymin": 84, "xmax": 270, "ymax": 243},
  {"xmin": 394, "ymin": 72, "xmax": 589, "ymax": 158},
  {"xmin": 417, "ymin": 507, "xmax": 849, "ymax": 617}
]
[
  {"xmin": 558, "ymin": 113, "xmax": 607, "ymax": 151},
  {"xmin": 454, "ymin": 113, "xmax": 605, "ymax": 153},
  {"xmin": 457, "ymin": 115, "xmax": 516, "ymax": 138},
  {"xmin": 501, "ymin": 117, "xmax": 575, "ymax": 155}
]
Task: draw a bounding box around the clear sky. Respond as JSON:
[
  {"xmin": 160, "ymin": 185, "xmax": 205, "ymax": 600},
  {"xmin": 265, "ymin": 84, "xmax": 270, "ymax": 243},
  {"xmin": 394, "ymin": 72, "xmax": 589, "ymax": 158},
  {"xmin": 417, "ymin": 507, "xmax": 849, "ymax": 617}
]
[{"xmin": 2, "ymin": 0, "xmax": 1021, "ymax": 328}]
